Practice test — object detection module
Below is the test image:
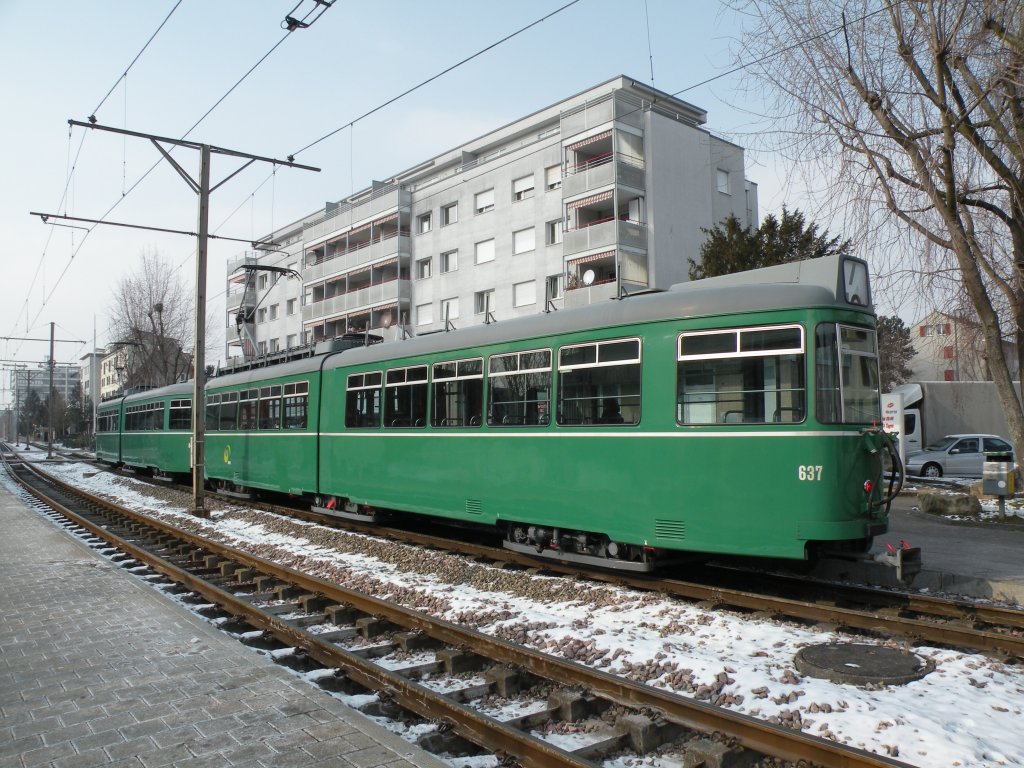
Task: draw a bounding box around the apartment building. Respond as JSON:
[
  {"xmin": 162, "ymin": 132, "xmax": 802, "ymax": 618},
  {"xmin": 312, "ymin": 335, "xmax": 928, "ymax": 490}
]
[{"xmin": 226, "ymin": 75, "xmax": 758, "ymax": 359}]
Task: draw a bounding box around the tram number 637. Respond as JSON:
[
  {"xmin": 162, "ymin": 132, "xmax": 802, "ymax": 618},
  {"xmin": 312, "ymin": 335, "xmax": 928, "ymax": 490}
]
[{"xmin": 798, "ymin": 465, "xmax": 824, "ymax": 482}]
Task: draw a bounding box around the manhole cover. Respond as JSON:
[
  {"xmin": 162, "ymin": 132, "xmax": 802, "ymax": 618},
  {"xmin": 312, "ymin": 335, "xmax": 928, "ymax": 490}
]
[{"xmin": 794, "ymin": 643, "xmax": 934, "ymax": 686}]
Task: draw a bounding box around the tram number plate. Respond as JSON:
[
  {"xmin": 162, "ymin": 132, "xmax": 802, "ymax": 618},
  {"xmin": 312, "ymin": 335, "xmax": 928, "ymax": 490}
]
[{"xmin": 797, "ymin": 465, "xmax": 823, "ymax": 481}]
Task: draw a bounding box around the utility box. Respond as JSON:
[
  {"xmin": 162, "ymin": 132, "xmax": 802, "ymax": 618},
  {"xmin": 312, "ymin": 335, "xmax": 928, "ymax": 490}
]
[{"xmin": 983, "ymin": 452, "xmax": 1015, "ymax": 497}]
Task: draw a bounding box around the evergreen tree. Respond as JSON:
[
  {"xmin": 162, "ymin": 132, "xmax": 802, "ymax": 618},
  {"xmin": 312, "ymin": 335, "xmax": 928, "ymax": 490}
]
[
  {"xmin": 690, "ymin": 206, "xmax": 852, "ymax": 280},
  {"xmin": 876, "ymin": 315, "xmax": 915, "ymax": 393}
]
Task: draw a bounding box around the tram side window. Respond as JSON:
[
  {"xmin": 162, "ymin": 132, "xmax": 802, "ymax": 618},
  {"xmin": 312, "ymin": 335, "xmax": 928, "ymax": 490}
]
[
  {"xmin": 219, "ymin": 392, "xmax": 239, "ymax": 431},
  {"xmin": 206, "ymin": 394, "xmax": 220, "ymax": 431},
  {"xmin": 346, "ymin": 372, "xmax": 382, "ymax": 428},
  {"xmin": 169, "ymin": 399, "xmax": 192, "ymax": 431},
  {"xmin": 815, "ymin": 322, "xmax": 880, "ymax": 424},
  {"xmin": 488, "ymin": 349, "xmax": 551, "ymax": 426},
  {"xmin": 432, "ymin": 358, "xmax": 483, "ymax": 427},
  {"xmin": 557, "ymin": 339, "xmax": 641, "ymax": 425},
  {"xmin": 258, "ymin": 385, "xmax": 282, "ymax": 429},
  {"xmin": 385, "ymin": 366, "xmax": 428, "ymax": 428},
  {"xmin": 238, "ymin": 389, "xmax": 259, "ymax": 430},
  {"xmin": 677, "ymin": 325, "xmax": 805, "ymax": 425},
  {"xmin": 283, "ymin": 381, "xmax": 308, "ymax": 429}
]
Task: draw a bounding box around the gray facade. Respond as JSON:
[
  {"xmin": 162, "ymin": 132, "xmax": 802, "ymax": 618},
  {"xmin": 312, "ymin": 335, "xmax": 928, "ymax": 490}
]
[{"xmin": 226, "ymin": 76, "xmax": 758, "ymax": 359}]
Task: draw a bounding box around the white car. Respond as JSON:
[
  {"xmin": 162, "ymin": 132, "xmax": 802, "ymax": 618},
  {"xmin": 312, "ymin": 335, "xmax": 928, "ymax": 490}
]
[{"xmin": 904, "ymin": 434, "xmax": 1014, "ymax": 478}]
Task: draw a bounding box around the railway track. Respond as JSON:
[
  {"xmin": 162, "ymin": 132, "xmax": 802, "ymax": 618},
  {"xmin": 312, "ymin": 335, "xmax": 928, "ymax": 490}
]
[
  {"xmin": 3, "ymin": 447, "xmax": 917, "ymax": 768},
  {"xmin": 43, "ymin": 445, "xmax": 1024, "ymax": 660}
]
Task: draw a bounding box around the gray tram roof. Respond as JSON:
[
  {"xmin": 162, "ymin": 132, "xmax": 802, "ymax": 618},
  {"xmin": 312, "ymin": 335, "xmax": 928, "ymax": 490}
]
[{"xmin": 209, "ymin": 255, "xmax": 869, "ymax": 386}]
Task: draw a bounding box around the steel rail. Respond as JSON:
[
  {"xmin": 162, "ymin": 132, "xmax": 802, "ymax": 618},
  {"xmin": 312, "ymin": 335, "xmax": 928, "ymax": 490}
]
[
  {"xmin": 52, "ymin": 452, "xmax": 1024, "ymax": 655},
  {"xmin": 10, "ymin": 457, "xmax": 912, "ymax": 768}
]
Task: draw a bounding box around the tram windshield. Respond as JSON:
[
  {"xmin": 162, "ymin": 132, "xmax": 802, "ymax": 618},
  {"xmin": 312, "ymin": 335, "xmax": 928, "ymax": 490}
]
[{"xmin": 814, "ymin": 323, "xmax": 881, "ymax": 424}]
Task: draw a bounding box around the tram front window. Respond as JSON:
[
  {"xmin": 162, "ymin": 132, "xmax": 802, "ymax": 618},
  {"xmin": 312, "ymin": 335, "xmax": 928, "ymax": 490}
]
[{"xmin": 815, "ymin": 323, "xmax": 880, "ymax": 424}]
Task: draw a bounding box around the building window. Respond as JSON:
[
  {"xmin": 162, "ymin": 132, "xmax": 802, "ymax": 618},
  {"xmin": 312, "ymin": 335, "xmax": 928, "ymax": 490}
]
[
  {"xmin": 416, "ymin": 257, "xmax": 432, "ymax": 280},
  {"xmin": 475, "ymin": 189, "xmax": 495, "ymax": 214},
  {"xmin": 545, "ymin": 165, "xmax": 562, "ymax": 190},
  {"xmin": 417, "ymin": 212, "xmax": 432, "ymax": 234},
  {"xmin": 943, "ymin": 345, "xmax": 954, "ymax": 359},
  {"xmin": 258, "ymin": 274, "xmax": 269, "ymax": 290},
  {"xmin": 257, "ymin": 308, "xmax": 267, "ymax": 323},
  {"xmin": 513, "ymin": 228, "xmax": 536, "ymax": 255},
  {"xmin": 546, "ymin": 219, "xmax": 563, "ymax": 245},
  {"xmin": 474, "ymin": 289, "xmax": 495, "ymax": 315},
  {"xmin": 286, "ymin": 334, "xmax": 297, "ymax": 348},
  {"xmin": 286, "ymin": 299, "xmax": 296, "ymax": 315},
  {"xmin": 258, "ymin": 340, "xmax": 267, "ymax": 354},
  {"xmin": 441, "ymin": 202, "xmax": 458, "ymax": 226},
  {"xmin": 475, "ymin": 238, "xmax": 495, "ymax": 264},
  {"xmin": 512, "ymin": 174, "xmax": 535, "ymax": 201},
  {"xmin": 920, "ymin": 323, "xmax": 951, "ymax": 336},
  {"xmin": 441, "ymin": 297, "xmax": 459, "ymax": 322},
  {"xmin": 944, "ymin": 369, "xmax": 955, "ymax": 381},
  {"xmin": 513, "ymin": 280, "xmax": 536, "ymax": 307},
  {"xmin": 716, "ymin": 169, "xmax": 730, "ymax": 194},
  {"xmin": 269, "ymin": 338, "xmax": 280, "ymax": 353},
  {"xmin": 416, "ymin": 302, "xmax": 433, "ymax": 326},
  {"xmin": 440, "ymin": 249, "xmax": 458, "ymax": 273},
  {"xmin": 269, "ymin": 304, "xmax": 279, "ymax": 321},
  {"xmin": 546, "ymin": 274, "xmax": 564, "ymax": 301}
]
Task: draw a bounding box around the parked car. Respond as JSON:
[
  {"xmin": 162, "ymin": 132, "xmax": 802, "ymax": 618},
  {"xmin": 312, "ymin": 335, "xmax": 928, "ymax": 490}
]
[{"xmin": 904, "ymin": 434, "xmax": 1014, "ymax": 478}]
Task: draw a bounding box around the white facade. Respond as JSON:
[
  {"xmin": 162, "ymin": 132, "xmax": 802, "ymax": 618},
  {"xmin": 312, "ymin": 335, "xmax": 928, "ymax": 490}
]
[{"xmin": 226, "ymin": 76, "xmax": 758, "ymax": 359}]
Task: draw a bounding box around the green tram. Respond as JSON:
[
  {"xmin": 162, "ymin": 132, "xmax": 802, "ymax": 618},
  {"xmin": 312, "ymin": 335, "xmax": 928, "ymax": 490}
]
[
  {"xmin": 196, "ymin": 254, "xmax": 897, "ymax": 571},
  {"xmin": 95, "ymin": 382, "xmax": 194, "ymax": 476}
]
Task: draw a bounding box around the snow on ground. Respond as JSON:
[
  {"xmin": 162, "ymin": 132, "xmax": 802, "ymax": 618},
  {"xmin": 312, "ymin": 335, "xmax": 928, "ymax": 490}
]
[{"xmin": 16, "ymin": 456, "xmax": 1024, "ymax": 768}]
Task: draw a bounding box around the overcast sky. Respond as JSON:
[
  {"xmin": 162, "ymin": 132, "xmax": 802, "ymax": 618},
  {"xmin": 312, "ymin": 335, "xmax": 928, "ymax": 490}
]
[{"xmin": 1, "ymin": 0, "xmax": 818, "ymax": 404}]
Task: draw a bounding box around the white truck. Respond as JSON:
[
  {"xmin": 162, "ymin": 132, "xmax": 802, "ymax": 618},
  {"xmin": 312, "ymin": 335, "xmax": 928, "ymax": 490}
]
[{"xmin": 883, "ymin": 381, "xmax": 1017, "ymax": 463}]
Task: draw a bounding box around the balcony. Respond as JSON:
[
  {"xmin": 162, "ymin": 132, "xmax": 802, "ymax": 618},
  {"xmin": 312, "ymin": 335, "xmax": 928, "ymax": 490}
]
[
  {"xmin": 302, "ymin": 279, "xmax": 411, "ymax": 323},
  {"xmin": 303, "ymin": 185, "xmax": 408, "ymax": 244},
  {"xmin": 564, "ymin": 218, "xmax": 647, "ymax": 256},
  {"xmin": 562, "ymin": 153, "xmax": 645, "ymax": 199},
  {"xmin": 305, "ymin": 233, "xmax": 410, "ymax": 283},
  {"xmin": 564, "ymin": 280, "xmax": 619, "ymax": 308}
]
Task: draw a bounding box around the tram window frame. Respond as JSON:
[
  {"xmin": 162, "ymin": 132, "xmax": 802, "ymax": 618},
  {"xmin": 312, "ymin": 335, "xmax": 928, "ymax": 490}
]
[
  {"xmin": 238, "ymin": 389, "xmax": 259, "ymax": 431},
  {"xmin": 676, "ymin": 324, "xmax": 806, "ymax": 425},
  {"xmin": 219, "ymin": 391, "xmax": 239, "ymax": 431},
  {"xmin": 384, "ymin": 365, "xmax": 428, "ymax": 428},
  {"xmin": 206, "ymin": 394, "xmax": 221, "ymax": 431},
  {"xmin": 815, "ymin": 322, "xmax": 880, "ymax": 424},
  {"xmin": 487, "ymin": 349, "xmax": 552, "ymax": 426},
  {"xmin": 346, "ymin": 372, "xmax": 383, "ymax": 428},
  {"xmin": 557, "ymin": 338, "xmax": 641, "ymax": 426},
  {"xmin": 432, "ymin": 357, "xmax": 484, "ymax": 428},
  {"xmin": 283, "ymin": 381, "xmax": 309, "ymax": 430},
  {"xmin": 258, "ymin": 385, "xmax": 282, "ymax": 430},
  {"xmin": 169, "ymin": 399, "xmax": 192, "ymax": 431}
]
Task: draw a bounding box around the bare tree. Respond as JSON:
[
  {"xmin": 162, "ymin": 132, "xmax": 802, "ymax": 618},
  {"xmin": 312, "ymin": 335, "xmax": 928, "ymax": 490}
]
[
  {"xmin": 108, "ymin": 248, "xmax": 194, "ymax": 389},
  {"xmin": 731, "ymin": 0, "xmax": 1024, "ymax": 453}
]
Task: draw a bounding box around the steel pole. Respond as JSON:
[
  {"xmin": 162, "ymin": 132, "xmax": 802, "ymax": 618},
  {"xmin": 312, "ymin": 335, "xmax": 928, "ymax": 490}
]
[
  {"xmin": 48, "ymin": 322, "xmax": 54, "ymax": 458},
  {"xmin": 191, "ymin": 144, "xmax": 210, "ymax": 516}
]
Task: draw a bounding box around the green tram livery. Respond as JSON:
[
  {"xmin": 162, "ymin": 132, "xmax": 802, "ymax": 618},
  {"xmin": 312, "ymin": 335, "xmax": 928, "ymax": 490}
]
[
  {"xmin": 97, "ymin": 255, "xmax": 899, "ymax": 571},
  {"xmin": 96, "ymin": 382, "xmax": 194, "ymax": 476}
]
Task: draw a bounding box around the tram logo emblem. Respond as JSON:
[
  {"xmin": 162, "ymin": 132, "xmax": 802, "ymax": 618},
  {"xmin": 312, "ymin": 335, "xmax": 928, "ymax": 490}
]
[{"xmin": 223, "ymin": 444, "xmax": 232, "ymax": 465}]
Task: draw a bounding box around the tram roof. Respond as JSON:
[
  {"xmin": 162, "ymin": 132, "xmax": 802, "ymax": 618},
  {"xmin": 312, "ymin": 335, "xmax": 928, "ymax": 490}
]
[{"xmin": 207, "ymin": 255, "xmax": 870, "ymax": 386}]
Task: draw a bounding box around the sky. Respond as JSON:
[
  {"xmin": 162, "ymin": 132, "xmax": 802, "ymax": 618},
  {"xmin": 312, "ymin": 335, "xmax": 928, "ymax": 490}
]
[
  {"xmin": 1, "ymin": 0, "xmax": 818, "ymax": 407},
  {"xmin": 16, "ymin": 453, "xmax": 1024, "ymax": 768}
]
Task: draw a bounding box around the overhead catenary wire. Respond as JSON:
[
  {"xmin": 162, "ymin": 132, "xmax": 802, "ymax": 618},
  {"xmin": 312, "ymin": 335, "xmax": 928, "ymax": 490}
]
[
  {"xmin": 90, "ymin": 0, "xmax": 184, "ymax": 121},
  {"xmin": 22, "ymin": 2, "xmax": 336, "ymax": 338}
]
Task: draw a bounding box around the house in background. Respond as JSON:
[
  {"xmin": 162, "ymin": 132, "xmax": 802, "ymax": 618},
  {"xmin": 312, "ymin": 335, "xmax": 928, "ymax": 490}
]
[{"xmin": 910, "ymin": 310, "xmax": 1019, "ymax": 382}]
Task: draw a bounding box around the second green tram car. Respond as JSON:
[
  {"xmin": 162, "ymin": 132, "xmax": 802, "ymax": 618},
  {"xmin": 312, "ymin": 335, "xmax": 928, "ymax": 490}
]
[{"xmin": 100, "ymin": 255, "xmax": 899, "ymax": 571}]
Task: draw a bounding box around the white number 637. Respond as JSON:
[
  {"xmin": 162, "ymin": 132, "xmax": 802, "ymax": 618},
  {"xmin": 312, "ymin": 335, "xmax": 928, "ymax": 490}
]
[{"xmin": 798, "ymin": 465, "xmax": 823, "ymax": 481}]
